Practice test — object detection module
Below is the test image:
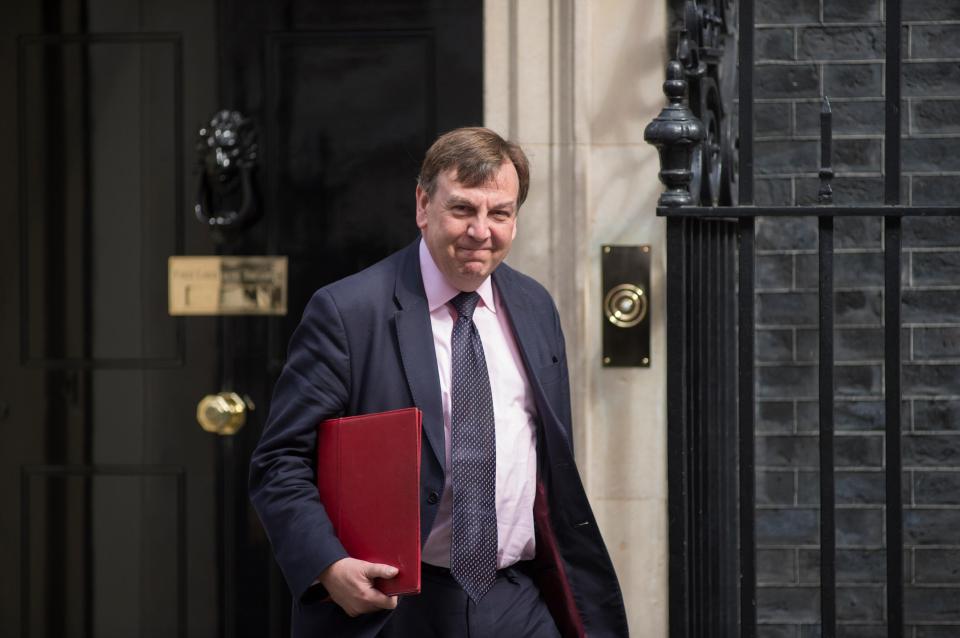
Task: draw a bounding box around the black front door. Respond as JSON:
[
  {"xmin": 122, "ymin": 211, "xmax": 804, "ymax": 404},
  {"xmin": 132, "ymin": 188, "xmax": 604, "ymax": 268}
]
[{"xmin": 0, "ymin": 1, "xmax": 481, "ymax": 635}]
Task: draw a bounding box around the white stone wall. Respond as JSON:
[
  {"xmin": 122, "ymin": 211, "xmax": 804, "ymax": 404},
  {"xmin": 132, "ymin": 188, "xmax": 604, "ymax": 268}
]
[{"xmin": 485, "ymin": 0, "xmax": 669, "ymax": 634}]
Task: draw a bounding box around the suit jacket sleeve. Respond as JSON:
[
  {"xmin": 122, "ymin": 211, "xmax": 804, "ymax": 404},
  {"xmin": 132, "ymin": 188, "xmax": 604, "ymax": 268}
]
[{"xmin": 249, "ymin": 288, "xmax": 352, "ymax": 600}]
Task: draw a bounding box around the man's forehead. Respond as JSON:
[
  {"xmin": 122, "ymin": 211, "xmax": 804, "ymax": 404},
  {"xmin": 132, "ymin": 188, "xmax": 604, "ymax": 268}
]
[{"xmin": 442, "ymin": 163, "xmax": 518, "ymax": 194}]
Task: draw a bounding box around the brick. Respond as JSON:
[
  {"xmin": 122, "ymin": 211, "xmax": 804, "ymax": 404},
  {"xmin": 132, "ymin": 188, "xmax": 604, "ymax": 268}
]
[
  {"xmin": 905, "ymin": 586, "xmax": 960, "ymax": 622},
  {"xmin": 836, "ymin": 434, "xmax": 883, "ymax": 467},
  {"xmin": 797, "ymin": 400, "xmax": 819, "ymax": 432},
  {"xmin": 756, "ymin": 65, "xmax": 820, "ymax": 99},
  {"xmin": 912, "ymin": 252, "xmax": 960, "ymax": 286},
  {"xmin": 836, "ymin": 328, "xmax": 884, "ymax": 361},
  {"xmin": 758, "ymin": 254, "xmax": 795, "ymax": 289},
  {"xmin": 838, "ymin": 508, "xmax": 883, "ymax": 545},
  {"xmin": 759, "ymin": 625, "xmax": 798, "ymax": 638},
  {"xmin": 836, "ymin": 252, "xmax": 885, "ymax": 288},
  {"xmin": 835, "ymin": 400, "xmax": 884, "ymax": 431},
  {"xmin": 756, "ymin": 0, "xmax": 819, "ymax": 24},
  {"xmin": 758, "ymin": 28, "xmax": 796, "ymax": 62},
  {"xmin": 914, "ymin": 328, "xmax": 960, "ymax": 360},
  {"xmin": 756, "ymin": 139, "xmax": 819, "ymax": 175},
  {"xmin": 757, "ymin": 586, "xmax": 820, "ymax": 623},
  {"xmin": 903, "ymin": 290, "xmax": 960, "ymax": 324},
  {"xmin": 756, "ymin": 178, "xmax": 794, "ymax": 206},
  {"xmin": 796, "ymin": 100, "xmax": 884, "ymax": 135},
  {"xmin": 903, "ymin": 217, "xmax": 960, "ymax": 247},
  {"xmin": 833, "ymin": 138, "xmax": 883, "ymax": 173},
  {"xmin": 837, "ymin": 627, "xmax": 887, "ymax": 638},
  {"xmin": 914, "ymin": 471, "xmax": 960, "ymax": 505},
  {"xmin": 795, "ymin": 329, "xmax": 816, "ymax": 362},
  {"xmin": 759, "ymin": 365, "xmax": 818, "ymax": 397},
  {"xmin": 796, "ymin": 176, "xmax": 885, "ymax": 206},
  {"xmin": 792, "ymin": 254, "xmax": 818, "ymax": 290},
  {"xmin": 759, "ymin": 548, "xmax": 798, "ymax": 584},
  {"xmin": 904, "ymin": 0, "xmax": 960, "ymax": 20},
  {"xmin": 913, "ymin": 176, "xmax": 960, "ymax": 206},
  {"xmin": 797, "ymin": 470, "xmax": 883, "ymax": 504},
  {"xmin": 758, "ymin": 435, "xmax": 818, "ymax": 466},
  {"xmin": 904, "ymin": 364, "xmax": 960, "ymax": 396},
  {"xmin": 836, "ymin": 364, "xmax": 882, "ymax": 396},
  {"xmin": 759, "ymin": 328, "xmax": 795, "ymax": 362},
  {"xmin": 760, "ymin": 400, "xmax": 796, "ymax": 433},
  {"xmin": 758, "ymin": 508, "xmax": 819, "ymax": 545},
  {"xmin": 904, "ymin": 434, "xmax": 960, "ymax": 466},
  {"xmin": 823, "ymin": 64, "xmax": 883, "ymax": 98},
  {"xmin": 912, "ymin": 25, "xmax": 960, "ymax": 59},
  {"xmin": 912, "ymin": 99, "xmax": 960, "ymax": 134},
  {"xmin": 836, "ymin": 216, "xmax": 882, "ymax": 249},
  {"xmin": 836, "ymin": 290, "xmax": 883, "ymax": 325},
  {"xmin": 823, "ymin": 0, "xmax": 881, "ymax": 22},
  {"xmin": 758, "ymin": 292, "xmax": 818, "ymax": 325},
  {"xmin": 757, "ymin": 102, "xmax": 794, "ymax": 137},
  {"xmin": 907, "ymin": 509, "xmax": 960, "ymax": 544},
  {"xmin": 904, "ymin": 63, "xmax": 960, "ymax": 98},
  {"xmin": 915, "ymin": 549, "xmax": 960, "ymax": 583},
  {"xmin": 903, "ymin": 138, "xmax": 960, "ymax": 172},
  {"xmin": 759, "ymin": 469, "xmax": 797, "ymax": 505},
  {"xmin": 757, "ymin": 549, "xmax": 797, "ymax": 585},
  {"xmin": 758, "ymin": 216, "xmax": 818, "ymax": 250},
  {"xmin": 836, "ymin": 586, "xmax": 884, "ymax": 622},
  {"xmin": 799, "ymin": 548, "xmax": 886, "ymax": 583},
  {"xmin": 914, "ymin": 400, "xmax": 960, "ymax": 431},
  {"xmin": 798, "ymin": 27, "xmax": 884, "ymax": 60}
]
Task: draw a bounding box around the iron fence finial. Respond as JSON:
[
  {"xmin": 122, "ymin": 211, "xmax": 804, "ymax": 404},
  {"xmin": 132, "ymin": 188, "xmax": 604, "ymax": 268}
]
[{"xmin": 644, "ymin": 60, "xmax": 706, "ymax": 207}]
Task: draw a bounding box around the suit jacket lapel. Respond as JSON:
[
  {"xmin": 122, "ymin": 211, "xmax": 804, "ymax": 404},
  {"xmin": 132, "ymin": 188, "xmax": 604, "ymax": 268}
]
[
  {"xmin": 493, "ymin": 268, "xmax": 550, "ymax": 391},
  {"xmin": 492, "ymin": 266, "xmax": 540, "ymax": 368},
  {"xmin": 393, "ymin": 242, "xmax": 446, "ymax": 469},
  {"xmin": 493, "ymin": 266, "xmax": 568, "ymax": 440}
]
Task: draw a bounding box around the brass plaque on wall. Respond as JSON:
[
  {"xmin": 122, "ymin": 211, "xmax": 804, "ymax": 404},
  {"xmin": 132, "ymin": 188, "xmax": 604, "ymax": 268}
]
[{"xmin": 168, "ymin": 256, "xmax": 287, "ymax": 316}]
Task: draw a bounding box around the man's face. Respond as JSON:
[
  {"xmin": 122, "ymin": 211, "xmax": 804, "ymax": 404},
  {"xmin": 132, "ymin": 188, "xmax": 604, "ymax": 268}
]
[{"xmin": 416, "ymin": 161, "xmax": 520, "ymax": 292}]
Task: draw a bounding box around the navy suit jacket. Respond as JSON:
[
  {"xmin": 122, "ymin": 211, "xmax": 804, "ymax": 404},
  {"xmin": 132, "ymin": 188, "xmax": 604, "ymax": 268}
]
[{"xmin": 249, "ymin": 241, "xmax": 629, "ymax": 637}]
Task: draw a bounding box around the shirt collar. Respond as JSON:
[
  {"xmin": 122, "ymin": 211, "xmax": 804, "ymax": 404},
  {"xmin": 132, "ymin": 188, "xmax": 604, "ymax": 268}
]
[{"xmin": 419, "ymin": 238, "xmax": 496, "ymax": 314}]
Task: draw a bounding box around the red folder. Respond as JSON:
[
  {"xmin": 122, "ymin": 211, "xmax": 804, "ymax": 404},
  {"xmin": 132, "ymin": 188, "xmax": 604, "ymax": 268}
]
[{"xmin": 316, "ymin": 407, "xmax": 422, "ymax": 596}]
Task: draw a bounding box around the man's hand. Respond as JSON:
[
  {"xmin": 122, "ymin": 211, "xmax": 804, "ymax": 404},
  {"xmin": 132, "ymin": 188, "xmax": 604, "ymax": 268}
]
[{"xmin": 318, "ymin": 557, "xmax": 400, "ymax": 617}]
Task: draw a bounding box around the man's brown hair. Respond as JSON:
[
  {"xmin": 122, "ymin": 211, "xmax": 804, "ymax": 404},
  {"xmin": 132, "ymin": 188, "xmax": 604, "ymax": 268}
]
[{"xmin": 418, "ymin": 127, "xmax": 530, "ymax": 208}]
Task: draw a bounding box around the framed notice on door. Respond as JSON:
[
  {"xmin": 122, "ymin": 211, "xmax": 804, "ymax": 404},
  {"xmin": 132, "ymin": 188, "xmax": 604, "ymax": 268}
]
[{"xmin": 168, "ymin": 256, "xmax": 287, "ymax": 316}]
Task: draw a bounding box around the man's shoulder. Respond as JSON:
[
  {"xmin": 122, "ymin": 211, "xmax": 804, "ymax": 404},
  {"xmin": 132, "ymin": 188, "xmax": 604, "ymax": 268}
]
[
  {"xmin": 317, "ymin": 242, "xmax": 412, "ymax": 309},
  {"xmin": 494, "ymin": 261, "xmax": 555, "ymax": 304}
]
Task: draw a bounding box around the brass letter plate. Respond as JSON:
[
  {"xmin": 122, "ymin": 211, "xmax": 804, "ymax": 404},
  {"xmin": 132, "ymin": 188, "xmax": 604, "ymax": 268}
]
[{"xmin": 168, "ymin": 256, "xmax": 287, "ymax": 316}]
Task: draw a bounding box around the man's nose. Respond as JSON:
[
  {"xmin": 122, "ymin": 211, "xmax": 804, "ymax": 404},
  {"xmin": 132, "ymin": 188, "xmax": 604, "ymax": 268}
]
[{"xmin": 467, "ymin": 214, "xmax": 491, "ymax": 240}]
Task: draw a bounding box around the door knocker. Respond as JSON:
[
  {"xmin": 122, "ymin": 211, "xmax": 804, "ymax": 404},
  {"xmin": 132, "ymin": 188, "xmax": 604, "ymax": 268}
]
[{"xmin": 194, "ymin": 110, "xmax": 260, "ymax": 234}]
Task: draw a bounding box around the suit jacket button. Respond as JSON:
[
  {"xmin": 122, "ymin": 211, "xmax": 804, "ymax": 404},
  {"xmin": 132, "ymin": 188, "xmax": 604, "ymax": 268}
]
[{"xmin": 427, "ymin": 491, "xmax": 439, "ymax": 505}]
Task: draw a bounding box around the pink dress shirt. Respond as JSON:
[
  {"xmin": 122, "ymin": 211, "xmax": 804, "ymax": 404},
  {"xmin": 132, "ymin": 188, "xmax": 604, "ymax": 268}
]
[{"xmin": 418, "ymin": 240, "xmax": 539, "ymax": 569}]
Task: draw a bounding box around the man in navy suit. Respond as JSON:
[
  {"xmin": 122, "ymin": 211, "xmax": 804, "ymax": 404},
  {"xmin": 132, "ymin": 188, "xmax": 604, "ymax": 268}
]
[{"xmin": 250, "ymin": 128, "xmax": 628, "ymax": 637}]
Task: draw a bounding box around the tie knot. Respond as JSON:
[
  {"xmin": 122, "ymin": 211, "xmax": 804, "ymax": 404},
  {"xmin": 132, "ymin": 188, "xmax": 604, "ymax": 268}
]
[{"xmin": 449, "ymin": 291, "xmax": 481, "ymax": 320}]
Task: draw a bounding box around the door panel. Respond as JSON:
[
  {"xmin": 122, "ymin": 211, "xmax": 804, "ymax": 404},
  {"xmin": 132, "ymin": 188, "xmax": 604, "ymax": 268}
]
[
  {"xmin": 1, "ymin": 1, "xmax": 218, "ymax": 636},
  {"xmin": 1, "ymin": 0, "xmax": 482, "ymax": 636}
]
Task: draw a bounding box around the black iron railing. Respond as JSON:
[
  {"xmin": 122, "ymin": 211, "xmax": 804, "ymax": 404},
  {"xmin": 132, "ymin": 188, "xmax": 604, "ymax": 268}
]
[{"xmin": 646, "ymin": 0, "xmax": 958, "ymax": 636}]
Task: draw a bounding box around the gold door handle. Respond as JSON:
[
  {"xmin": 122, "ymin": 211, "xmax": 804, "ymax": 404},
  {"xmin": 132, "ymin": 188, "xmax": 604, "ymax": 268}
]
[{"xmin": 197, "ymin": 392, "xmax": 253, "ymax": 435}]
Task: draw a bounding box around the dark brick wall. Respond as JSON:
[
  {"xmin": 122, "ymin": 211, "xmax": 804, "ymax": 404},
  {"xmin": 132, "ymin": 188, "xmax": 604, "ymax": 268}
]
[{"xmin": 751, "ymin": 1, "xmax": 960, "ymax": 636}]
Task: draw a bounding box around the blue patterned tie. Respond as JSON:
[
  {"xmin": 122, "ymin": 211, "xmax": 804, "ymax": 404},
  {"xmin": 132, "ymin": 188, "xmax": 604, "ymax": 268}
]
[{"xmin": 448, "ymin": 291, "xmax": 498, "ymax": 603}]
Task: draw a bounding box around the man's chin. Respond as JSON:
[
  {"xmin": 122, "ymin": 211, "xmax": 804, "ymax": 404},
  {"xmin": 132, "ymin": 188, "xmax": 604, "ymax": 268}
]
[{"xmin": 447, "ymin": 264, "xmax": 490, "ymax": 290}]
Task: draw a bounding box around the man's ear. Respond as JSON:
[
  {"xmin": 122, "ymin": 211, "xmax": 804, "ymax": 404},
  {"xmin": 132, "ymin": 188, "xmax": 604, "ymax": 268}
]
[{"xmin": 415, "ymin": 185, "xmax": 429, "ymax": 229}]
